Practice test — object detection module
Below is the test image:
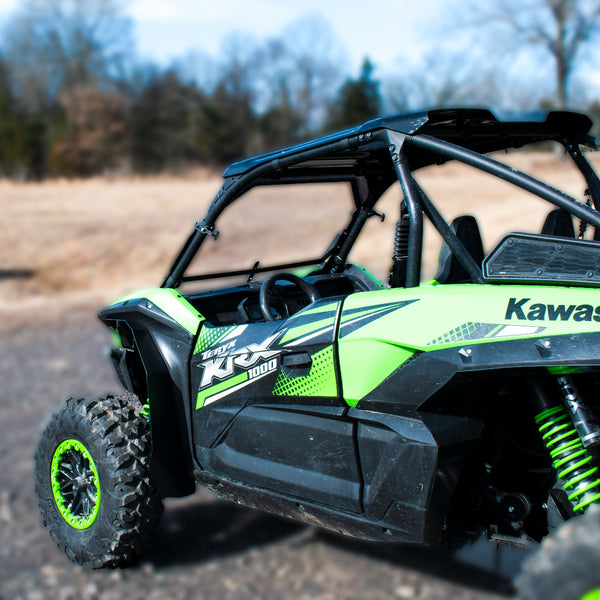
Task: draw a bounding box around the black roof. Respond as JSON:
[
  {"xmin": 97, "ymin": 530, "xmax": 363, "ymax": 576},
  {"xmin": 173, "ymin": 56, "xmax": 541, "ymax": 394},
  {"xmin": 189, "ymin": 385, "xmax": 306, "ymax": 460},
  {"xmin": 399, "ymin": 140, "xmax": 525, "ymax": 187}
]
[{"xmin": 223, "ymin": 108, "xmax": 593, "ymax": 178}]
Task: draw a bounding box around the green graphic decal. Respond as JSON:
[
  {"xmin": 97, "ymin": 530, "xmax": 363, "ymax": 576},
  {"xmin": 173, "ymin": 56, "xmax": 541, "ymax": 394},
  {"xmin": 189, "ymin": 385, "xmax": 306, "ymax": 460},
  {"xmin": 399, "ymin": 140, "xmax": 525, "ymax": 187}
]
[
  {"xmin": 196, "ymin": 371, "xmax": 248, "ymax": 408},
  {"xmin": 581, "ymin": 589, "xmax": 600, "ymax": 600},
  {"xmin": 301, "ymin": 301, "xmax": 339, "ymax": 316},
  {"xmin": 273, "ymin": 346, "xmax": 337, "ymax": 397},
  {"xmin": 278, "ymin": 301, "xmax": 339, "ymax": 345},
  {"xmin": 113, "ymin": 288, "xmax": 203, "ymax": 335},
  {"xmin": 51, "ymin": 439, "xmax": 100, "ymax": 530},
  {"xmin": 194, "ymin": 325, "xmax": 236, "ymax": 355},
  {"xmin": 427, "ymin": 322, "xmax": 498, "ymax": 346},
  {"xmin": 281, "ymin": 317, "xmax": 335, "ymax": 345},
  {"xmin": 339, "ymin": 301, "xmax": 417, "ymax": 339}
]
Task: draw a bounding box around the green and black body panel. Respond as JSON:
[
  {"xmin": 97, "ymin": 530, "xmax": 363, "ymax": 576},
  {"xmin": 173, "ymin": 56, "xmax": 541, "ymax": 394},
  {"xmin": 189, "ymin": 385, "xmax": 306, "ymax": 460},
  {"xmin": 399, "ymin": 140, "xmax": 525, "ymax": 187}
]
[
  {"xmin": 99, "ymin": 289, "xmax": 202, "ymax": 497},
  {"xmin": 100, "ymin": 281, "xmax": 600, "ymax": 543}
]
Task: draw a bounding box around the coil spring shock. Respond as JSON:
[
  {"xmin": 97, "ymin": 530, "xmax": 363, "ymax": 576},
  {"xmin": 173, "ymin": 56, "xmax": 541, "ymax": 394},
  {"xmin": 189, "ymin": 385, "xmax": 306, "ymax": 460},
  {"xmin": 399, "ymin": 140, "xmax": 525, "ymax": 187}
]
[
  {"xmin": 536, "ymin": 405, "xmax": 600, "ymax": 513},
  {"xmin": 393, "ymin": 214, "xmax": 410, "ymax": 259},
  {"xmin": 389, "ymin": 215, "xmax": 410, "ymax": 287}
]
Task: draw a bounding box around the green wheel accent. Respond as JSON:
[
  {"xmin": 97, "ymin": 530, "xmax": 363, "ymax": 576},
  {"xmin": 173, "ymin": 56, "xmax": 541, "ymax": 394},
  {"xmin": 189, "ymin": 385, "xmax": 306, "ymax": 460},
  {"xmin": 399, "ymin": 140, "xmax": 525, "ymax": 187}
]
[
  {"xmin": 547, "ymin": 365, "xmax": 582, "ymax": 375},
  {"xmin": 109, "ymin": 327, "xmax": 122, "ymax": 348},
  {"xmin": 581, "ymin": 589, "xmax": 600, "ymax": 600},
  {"xmin": 139, "ymin": 401, "xmax": 151, "ymax": 422},
  {"xmin": 51, "ymin": 439, "xmax": 100, "ymax": 530}
]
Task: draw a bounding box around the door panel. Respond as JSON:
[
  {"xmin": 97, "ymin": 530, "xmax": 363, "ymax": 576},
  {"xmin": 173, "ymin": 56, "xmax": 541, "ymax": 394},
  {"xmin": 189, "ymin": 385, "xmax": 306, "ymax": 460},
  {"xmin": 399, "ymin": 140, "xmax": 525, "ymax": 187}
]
[
  {"xmin": 208, "ymin": 404, "xmax": 362, "ymax": 512},
  {"xmin": 191, "ymin": 298, "xmax": 361, "ymax": 511}
]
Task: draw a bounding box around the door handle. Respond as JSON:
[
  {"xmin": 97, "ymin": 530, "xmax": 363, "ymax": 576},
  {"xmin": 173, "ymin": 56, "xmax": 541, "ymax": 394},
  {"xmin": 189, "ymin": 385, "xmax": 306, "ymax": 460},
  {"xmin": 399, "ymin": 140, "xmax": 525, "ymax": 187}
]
[{"xmin": 281, "ymin": 352, "xmax": 312, "ymax": 377}]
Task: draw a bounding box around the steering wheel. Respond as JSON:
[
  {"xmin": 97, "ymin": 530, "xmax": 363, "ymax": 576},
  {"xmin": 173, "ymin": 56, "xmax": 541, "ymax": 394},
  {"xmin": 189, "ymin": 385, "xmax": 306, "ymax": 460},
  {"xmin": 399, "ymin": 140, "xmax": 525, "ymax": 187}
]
[{"xmin": 259, "ymin": 273, "xmax": 320, "ymax": 322}]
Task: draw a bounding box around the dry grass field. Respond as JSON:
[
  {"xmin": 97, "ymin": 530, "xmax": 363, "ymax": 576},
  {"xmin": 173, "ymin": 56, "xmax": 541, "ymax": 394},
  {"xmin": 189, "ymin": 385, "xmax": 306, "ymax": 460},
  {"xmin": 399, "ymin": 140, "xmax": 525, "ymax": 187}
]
[{"xmin": 1, "ymin": 150, "xmax": 598, "ymax": 326}]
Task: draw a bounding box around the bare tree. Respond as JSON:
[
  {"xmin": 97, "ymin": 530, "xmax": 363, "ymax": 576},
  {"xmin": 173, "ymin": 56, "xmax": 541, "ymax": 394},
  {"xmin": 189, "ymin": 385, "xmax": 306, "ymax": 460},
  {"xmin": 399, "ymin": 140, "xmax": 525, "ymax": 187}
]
[
  {"xmin": 462, "ymin": 0, "xmax": 600, "ymax": 108},
  {"xmin": 277, "ymin": 15, "xmax": 348, "ymax": 134},
  {"xmin": 3, "ymin": 0, "xmax": 133, "ymax": 111},
  {"xmin": 383, "ymin": 46, "xmax": 550, "ymax": 113},
  {"xmin": 384, "ymin": 51, "xmax": 480, "ymax": 112}
]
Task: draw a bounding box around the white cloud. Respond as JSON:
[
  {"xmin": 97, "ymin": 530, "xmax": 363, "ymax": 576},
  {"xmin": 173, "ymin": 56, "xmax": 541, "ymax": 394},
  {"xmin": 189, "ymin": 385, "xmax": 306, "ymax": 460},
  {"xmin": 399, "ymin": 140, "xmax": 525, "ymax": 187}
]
[
  {"xmin": 0, "ymin": 0, "xmax": 16, "ymax": 13},
  {"xmin": 129, "ymin": 0, "xmax": 182, "ymax": 21}
]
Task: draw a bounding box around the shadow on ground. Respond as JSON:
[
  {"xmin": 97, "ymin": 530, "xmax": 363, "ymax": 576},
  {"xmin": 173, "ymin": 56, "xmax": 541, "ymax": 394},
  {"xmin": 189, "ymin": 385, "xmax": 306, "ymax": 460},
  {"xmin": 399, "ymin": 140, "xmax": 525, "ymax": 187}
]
[
  {"xmin": 319, "ymin": 531, "xmax": 515, "ymax": 597},
  {"xmin": 145, "ymin": 496, "xmax": 307, "ymax": 568},
  {"xmin": 145, "ymin": 495, "xmax": 514, "ymax": 597}
]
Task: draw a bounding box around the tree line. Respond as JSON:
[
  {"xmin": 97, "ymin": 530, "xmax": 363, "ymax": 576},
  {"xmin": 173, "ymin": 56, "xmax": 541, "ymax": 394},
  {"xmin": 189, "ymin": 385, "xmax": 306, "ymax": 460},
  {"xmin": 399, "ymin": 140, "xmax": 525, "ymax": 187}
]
[{"xmin": 0, "ymin": 0, "xmax": 599, "ymax": 179}]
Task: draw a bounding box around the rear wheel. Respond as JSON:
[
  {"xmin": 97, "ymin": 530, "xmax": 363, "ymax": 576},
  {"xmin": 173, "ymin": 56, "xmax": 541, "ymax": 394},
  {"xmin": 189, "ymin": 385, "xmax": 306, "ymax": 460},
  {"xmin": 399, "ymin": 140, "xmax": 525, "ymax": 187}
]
[
  {"xmin": 35, "ymin": 395, "xmax": 162, "ymax": 567},
  {"xmin": 516, "ymin": 507, "xmax": 600, "ymax": 600}
]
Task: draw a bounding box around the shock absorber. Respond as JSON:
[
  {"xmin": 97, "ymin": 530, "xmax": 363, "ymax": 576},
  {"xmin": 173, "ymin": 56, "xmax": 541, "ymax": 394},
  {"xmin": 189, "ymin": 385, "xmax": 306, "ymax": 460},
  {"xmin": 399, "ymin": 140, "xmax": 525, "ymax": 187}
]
[
  {"xmin": 389, "ymin": 214, "xmax": 410, "ymax": 288},
  {"xmin": 536, "ymin": 376, "xmax": 600, "ymax": 513}
]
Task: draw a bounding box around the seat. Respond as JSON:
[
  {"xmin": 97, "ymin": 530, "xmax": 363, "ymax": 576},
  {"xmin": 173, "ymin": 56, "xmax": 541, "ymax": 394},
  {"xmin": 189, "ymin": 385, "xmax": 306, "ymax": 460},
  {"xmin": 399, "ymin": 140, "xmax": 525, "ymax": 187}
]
[
  {"xmin": 436, "ymin": 215, "xmax": 484, "ymax": 284},
  {"xmin": 541, "ymin": 208, "xmax": 574, "ymax": 238}
]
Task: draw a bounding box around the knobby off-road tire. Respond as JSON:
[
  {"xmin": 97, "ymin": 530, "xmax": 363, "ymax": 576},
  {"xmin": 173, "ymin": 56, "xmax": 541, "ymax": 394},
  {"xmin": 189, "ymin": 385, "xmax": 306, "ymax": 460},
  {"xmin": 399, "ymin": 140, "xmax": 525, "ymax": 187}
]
[
  {"xmin": 35, "ymin": 395, "xmax": 163, "ymax": 568},
  {"xmin": 515, "ymin": 507, "xmax": 600, "ymax": 600}
]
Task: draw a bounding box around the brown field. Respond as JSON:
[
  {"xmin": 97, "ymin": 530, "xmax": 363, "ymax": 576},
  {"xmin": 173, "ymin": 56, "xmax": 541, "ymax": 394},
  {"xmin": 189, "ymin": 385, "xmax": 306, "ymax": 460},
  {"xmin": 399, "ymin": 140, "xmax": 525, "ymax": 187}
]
[{"xmin": 1, "ymin": 150, "xmax": 599, "ymax": 329}]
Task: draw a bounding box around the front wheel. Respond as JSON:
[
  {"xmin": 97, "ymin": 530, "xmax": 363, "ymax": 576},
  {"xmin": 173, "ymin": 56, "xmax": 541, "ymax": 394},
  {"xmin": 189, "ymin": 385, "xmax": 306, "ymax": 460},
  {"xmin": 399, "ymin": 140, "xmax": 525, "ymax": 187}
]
[
  {"xmin": 516, "ymin": 507, "xmax": 600, "ymax": 600},
  {"xmin": 35, "ymin": 395, "xmax": 162, "ymax": 567}
]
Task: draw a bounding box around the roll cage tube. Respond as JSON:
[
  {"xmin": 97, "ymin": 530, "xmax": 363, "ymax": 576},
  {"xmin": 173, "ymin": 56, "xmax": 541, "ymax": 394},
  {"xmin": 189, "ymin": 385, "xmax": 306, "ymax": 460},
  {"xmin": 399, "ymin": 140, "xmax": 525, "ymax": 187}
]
[
  {"xmin": 321, "ymin": 174, "xmax": 394, "ymax": 274},
  {"xmin": 162, "ymin": 135, "xmax": 365, "ymax": 289},
  {"xmin": 387, "ymin": 134, "xmax": 484, "ymax": 287},
  {"xmin": 406, "ymin": 134, "xmax": 600, "ymax": 231},
  {"xmin": 566, "ymin": 140, "xmax": 600, "ymax": 211},
  {"xmin": 415, "ymin": 183, "xmax": 484, "ymax": 284},
  {"xmin": 386, "ymin": 131, "xmax": 422, "ymax": 288}
]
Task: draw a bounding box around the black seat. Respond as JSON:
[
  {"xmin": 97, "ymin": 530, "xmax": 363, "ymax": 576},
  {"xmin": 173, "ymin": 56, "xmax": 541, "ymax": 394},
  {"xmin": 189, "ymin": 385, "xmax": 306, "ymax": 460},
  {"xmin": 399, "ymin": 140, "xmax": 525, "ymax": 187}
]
[
  {"xmin": 541, "ymin": 208, "xmax": 574, "ymax": 238},
  {"xmin": 436, "ymin": 215, "xmax": 484, "ymax": 284}
]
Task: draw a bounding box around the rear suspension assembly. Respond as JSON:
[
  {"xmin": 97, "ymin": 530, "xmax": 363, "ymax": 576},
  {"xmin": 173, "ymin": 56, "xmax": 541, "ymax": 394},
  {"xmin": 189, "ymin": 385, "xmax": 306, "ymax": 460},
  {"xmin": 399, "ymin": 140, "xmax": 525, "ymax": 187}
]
[{"xmin": 535, "ymin": 375, "xmax": 600, "ymax": 513}]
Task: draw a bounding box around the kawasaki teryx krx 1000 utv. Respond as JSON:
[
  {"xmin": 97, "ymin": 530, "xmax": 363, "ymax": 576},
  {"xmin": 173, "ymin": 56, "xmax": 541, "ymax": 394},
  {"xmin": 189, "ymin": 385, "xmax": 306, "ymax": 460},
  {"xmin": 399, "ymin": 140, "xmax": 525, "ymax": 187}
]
[{"xmin": 35, "ymin": 109, "xmax": 600, "ymax": 598}]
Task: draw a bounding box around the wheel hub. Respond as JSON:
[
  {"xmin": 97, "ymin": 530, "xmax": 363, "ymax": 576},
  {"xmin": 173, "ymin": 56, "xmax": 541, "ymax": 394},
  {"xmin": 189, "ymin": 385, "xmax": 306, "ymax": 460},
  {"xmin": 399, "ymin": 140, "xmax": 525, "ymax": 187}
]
[{"xmin": 50, "ymin": 439, "xmax": 101, "ymax": 529}]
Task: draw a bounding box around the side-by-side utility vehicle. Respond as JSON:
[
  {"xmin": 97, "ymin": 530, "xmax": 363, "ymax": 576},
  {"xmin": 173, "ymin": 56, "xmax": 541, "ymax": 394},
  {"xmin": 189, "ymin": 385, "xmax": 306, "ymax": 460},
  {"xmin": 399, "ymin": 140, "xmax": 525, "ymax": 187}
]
[{"xmin": 35, "ymin": 109, "xmax": 600, "ymax": 599}]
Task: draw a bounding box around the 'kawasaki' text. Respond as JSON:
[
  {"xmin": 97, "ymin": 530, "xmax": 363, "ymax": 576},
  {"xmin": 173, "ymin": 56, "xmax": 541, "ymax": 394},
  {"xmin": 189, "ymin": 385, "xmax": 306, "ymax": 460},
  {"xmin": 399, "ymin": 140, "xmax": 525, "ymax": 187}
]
[{"xmin": 505, "ymin": 297, "xmax": 600, "ymax": 322}]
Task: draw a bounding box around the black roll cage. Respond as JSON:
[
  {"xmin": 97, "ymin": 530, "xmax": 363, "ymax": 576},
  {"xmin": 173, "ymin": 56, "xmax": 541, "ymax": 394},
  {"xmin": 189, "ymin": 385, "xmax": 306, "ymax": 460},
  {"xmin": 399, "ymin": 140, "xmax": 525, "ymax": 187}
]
[{"xmin": 162, "ymin": 110, "xmax": 600, "ymax": 291}]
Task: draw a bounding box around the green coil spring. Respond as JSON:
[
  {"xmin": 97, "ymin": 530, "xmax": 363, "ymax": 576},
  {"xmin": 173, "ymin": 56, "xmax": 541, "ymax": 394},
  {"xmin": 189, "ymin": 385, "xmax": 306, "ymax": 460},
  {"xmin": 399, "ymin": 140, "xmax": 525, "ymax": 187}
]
[
  {"xmin": 139, "ymin": 401, "xmax": 151, "ymax": 426},
  {"xmin": 536, "ymin": 406, "xmax": 600, "ymax": 513}
]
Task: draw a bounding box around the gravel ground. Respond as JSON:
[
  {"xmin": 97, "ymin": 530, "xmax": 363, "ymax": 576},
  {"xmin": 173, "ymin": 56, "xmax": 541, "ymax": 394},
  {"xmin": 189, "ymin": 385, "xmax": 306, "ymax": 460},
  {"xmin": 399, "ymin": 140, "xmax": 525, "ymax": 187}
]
[{"xmin": 0, "ymin": 304, "xmax": 515, "ymax": 600}]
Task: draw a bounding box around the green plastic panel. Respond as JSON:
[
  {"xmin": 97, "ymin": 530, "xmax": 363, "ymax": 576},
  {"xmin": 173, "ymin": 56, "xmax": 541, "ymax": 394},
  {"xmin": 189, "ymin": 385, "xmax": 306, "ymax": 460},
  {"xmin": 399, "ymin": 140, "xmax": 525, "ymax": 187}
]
[
  {"xmin": 338, "ymin": 283, "xmax": 600, "ymax": 403},
  {"xmin": 113, "ymin": 288, "xmax": 203, "ymax": 335}
]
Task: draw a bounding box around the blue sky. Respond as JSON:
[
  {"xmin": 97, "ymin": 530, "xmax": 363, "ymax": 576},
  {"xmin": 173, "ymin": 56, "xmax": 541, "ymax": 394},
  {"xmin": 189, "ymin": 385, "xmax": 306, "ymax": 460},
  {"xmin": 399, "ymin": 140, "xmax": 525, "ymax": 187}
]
[
  {"xmin": 2, "ymin": 0, "xmax": 598, "ymax": 105},
  {"xmin": 0, "ymin": 0, "xmax": 452, "ymax": 73},
  {"xmin": 128, "ymin": 0, "xmax": 450, "ymax": 71}
]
